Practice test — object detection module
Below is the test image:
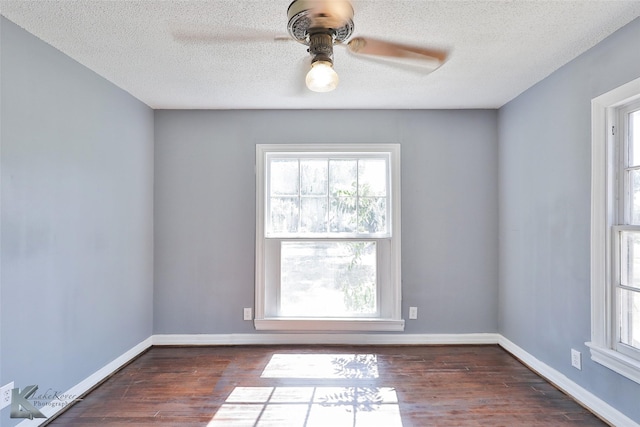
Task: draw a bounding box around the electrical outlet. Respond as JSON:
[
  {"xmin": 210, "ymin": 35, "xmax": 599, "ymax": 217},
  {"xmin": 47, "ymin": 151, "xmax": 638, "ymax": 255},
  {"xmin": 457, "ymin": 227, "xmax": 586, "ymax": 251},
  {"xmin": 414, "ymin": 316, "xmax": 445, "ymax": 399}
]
[
  {"xmin": 0, "ymin": 382, "xmax": 14, "ymax": 410},
  {"xmin": 243, "ymin": 307, "xmax": 252, "ymax": 321},
  {"xmin": 571, "ymin": 349, "xmax": 582, "ymax": 370},
  {"xmin": 409, "ymin": 306, "xmax": 418, "ymax": 320}
]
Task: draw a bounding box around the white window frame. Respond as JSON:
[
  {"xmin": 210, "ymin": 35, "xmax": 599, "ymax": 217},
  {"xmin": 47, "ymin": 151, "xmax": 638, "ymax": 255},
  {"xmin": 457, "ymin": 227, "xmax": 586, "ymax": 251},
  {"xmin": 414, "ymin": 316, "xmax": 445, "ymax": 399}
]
[
  {"xmin": 255, "ymin": 144, "xmax": 404, "ymax": 332},
  {"xmin": 588, "ymin": 76, "xmax": 640, "ymax": 384}
]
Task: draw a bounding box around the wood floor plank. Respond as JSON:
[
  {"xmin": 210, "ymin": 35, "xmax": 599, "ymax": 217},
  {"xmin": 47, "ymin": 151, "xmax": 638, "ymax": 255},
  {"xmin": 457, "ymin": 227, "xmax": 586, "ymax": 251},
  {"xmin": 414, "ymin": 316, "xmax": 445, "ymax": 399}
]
[{"xmin": 44, "ymin": 345, "xmax": 607, "ymax": 427}]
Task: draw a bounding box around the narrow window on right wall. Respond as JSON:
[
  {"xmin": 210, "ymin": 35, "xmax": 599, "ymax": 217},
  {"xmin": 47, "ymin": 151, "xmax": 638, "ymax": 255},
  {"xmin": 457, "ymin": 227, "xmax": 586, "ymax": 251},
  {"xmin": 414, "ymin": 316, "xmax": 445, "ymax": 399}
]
[
  {"xmin": 613, "ymin": 101, "xmax": 640, "ymax": 359},
  {"xmin": 589, "ymin": 77, "xmax": 640, "ymax": 384}
]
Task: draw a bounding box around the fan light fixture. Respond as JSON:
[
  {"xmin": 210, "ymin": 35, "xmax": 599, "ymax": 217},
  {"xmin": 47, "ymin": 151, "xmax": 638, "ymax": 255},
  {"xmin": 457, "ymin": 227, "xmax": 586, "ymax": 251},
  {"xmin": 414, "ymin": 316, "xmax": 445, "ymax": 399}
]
[
  {"xmin": 304, "ymin": 31, "xmax": 339, "ymax": 93},
  {"xmin": 285, "ymin": 0, "xmax": 447, "ymax": 93},
  {"xmin": 306, "ymin": 60, "xmax": 339, "ymax": 92}
]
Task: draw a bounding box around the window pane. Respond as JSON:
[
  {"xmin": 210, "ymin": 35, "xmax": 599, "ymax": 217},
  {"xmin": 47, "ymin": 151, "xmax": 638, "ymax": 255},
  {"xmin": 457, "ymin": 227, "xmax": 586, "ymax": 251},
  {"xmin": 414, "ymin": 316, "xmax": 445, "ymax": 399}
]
[
  {"xmin": 358, "ymin": 197, "xmax": 387, "ymax": 234},
  {"xmin": 329, "ymin": 160, "xmax": 357, "ymax": 196},
  {"xmin": 630, "ymin": 169, "xmax": 640, "ymax": 225},
  {"xmin": 271, "ymin": 159, "xmax": 299, "ymax": 196},
  {"xmin": 300, "ymin": 197, "xmax": 327, "ymax": 233},
  {"xmin": 621, "ymin": 230, "xmax": 640, "ymax": 290},
  {"xmin": 358, "ymin": 159, "xmax": 387, "ymax": 197},
  {"xmin": 270, "ymin": 197, "xmax": 299, "ymax": 233},
  {"xmin": 619, "ymin": 288, "xmax": 640, "ymax": 350},
  {"xmin": 301, "ymin": 160, "xmax": 327, "ymax": 195},
  {"xmin": 330, "ymin": 196, "xmax": 357, "ymax": 232},
  {"xmin": 280, "ymin": 241, "xmax": 377, "ymax": 317},
  {"xmin": 629, "ymin": 110, "xmax": 640, "ymax": 167}
]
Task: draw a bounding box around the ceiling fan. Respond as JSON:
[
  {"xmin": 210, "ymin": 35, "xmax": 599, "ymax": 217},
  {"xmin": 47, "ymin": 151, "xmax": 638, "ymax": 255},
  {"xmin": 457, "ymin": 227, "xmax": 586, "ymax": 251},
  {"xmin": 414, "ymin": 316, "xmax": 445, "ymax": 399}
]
[{"xmin": 286, "ymin": 0, "xmax": 448, "ymax": 92}]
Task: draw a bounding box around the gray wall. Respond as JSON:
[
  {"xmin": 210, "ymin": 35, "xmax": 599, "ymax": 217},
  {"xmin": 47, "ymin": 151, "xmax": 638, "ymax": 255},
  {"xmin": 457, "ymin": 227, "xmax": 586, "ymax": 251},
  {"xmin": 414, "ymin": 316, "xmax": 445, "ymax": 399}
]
[
  {"xmin": 498, "ymin": 17, "xmax": 640, "ymax": 422},
  {"xmin": 153, "ymin": 109, "xmax": 499, "ymax": 334},
  {"xmin": 0, "ymin": 17, "xmax": 154, "ymax": 426}
]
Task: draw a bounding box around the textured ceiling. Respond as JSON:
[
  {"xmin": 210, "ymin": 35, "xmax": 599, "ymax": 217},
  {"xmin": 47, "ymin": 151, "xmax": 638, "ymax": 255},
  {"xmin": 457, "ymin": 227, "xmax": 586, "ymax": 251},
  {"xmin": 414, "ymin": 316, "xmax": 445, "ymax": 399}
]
[{"xmin": 1, "ymin": 1, "xmax": 640, "ymax": 110}]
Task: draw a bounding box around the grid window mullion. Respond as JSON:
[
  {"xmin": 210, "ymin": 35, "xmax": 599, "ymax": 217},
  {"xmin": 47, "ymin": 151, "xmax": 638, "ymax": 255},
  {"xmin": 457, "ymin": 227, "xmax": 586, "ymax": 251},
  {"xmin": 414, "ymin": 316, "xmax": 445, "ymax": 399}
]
[{"xmin": 268, "ymin": 154, "xmax": 390, "ymax": 237}]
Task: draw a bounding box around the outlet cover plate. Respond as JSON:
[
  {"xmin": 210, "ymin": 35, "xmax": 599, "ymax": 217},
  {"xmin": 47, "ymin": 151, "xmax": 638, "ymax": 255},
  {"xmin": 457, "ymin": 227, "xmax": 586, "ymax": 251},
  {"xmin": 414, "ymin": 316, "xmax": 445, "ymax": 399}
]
[
  {"xmin": 0, "ymin": 382, "xmax": 14, "ymax": 410},
  {"xmin": 243, "ymin": 308, "xmax": 252, "ymax": 321},
  {"xmin": 409, "ymin": 307, "xmax": 418, "ymax": 320},
  {"xmin": 571, "ymin": 349, "xmax": 582, "ymax": 370}
]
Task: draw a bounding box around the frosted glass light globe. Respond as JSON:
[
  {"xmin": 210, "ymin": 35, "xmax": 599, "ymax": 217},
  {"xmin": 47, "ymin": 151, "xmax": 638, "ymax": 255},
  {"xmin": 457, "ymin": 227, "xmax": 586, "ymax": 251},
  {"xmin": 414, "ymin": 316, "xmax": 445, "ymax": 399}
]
[{"xmin": 305, "ymin": 61, "xmax": 339, "ymax": 92}]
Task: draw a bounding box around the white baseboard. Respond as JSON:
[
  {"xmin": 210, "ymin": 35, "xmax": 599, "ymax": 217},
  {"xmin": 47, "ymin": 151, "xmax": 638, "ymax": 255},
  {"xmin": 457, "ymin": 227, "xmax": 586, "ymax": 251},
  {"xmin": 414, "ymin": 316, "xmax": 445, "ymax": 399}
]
[
  {"xmin": 13, "ymin": 333, "xmax": 638, "ymax": 427},
  {"xmin": 498, "ymin": 336, "xmax": 639, "ymax": 427},
  {"xmin": 16, "ymin": 337, "xmax": 153, "ymax": 427},
  {"xmin": 151, "ymin": 332, "xmax": 500, "ymax": 346}
]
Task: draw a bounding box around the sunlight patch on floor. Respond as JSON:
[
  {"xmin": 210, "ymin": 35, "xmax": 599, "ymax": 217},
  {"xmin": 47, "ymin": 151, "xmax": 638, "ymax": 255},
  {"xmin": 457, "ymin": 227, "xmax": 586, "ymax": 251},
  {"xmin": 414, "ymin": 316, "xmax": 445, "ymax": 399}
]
[
  {"xmin": 208, "ymin": 354, "xmax": 401, "ymax": 426},
  {"xmin": 261, "ymin": 354, "xmax": 379, "ymax": 379},
  {"xmin": 207, "ymin": 386, "xmax": 402, "ymax": 427}
]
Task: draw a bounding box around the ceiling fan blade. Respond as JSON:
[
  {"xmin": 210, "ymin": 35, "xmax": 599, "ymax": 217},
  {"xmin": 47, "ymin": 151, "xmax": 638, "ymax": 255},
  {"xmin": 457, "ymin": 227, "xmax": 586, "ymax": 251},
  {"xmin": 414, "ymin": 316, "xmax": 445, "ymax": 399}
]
[
  {"xmin": 172, "ymin": 28, "xmax": 290, "ymax": 45},
  {"xmin": 346, "ymin": 37, "xmax": 448, "ymax": 69}
]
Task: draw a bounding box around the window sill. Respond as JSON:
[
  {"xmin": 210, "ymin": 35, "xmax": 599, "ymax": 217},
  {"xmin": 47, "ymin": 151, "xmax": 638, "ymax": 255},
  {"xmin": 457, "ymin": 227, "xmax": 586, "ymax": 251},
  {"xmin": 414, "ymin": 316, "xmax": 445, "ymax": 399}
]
[
  {"xmin": 586, "ymin": 342, "xmax": 640, "ymax": 385},
  {"xmin": 254, "ymin": 318, "xmax": 405, "ymax": 332}
]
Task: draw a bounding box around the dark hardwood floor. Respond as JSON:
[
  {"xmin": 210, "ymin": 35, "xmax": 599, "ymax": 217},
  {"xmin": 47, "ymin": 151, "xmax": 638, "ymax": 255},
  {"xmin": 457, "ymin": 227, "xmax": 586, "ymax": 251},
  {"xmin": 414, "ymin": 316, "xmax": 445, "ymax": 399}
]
[{"xmin": 45, "ymin": 345, "xmax": 607, "ymax": 426}]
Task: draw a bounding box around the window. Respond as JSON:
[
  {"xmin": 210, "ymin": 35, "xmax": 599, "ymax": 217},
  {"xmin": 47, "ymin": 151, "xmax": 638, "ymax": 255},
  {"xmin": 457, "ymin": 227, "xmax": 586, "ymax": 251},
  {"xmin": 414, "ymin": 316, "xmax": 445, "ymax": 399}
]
[
  {"xmin": 589, "ymin": 77, "xmax": 640, "ymax": 384},
  {"xmin": 255, "ymin": 144, "xmax": 403, "ymax": 331}
]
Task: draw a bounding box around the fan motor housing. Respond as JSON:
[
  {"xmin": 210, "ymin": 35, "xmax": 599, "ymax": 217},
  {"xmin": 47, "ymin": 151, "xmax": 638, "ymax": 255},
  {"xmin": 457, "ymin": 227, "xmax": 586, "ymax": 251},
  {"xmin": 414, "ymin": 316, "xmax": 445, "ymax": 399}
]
[{"xmin": 287, "ymin": 0, "xmax": 354, "ymax": 44}]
